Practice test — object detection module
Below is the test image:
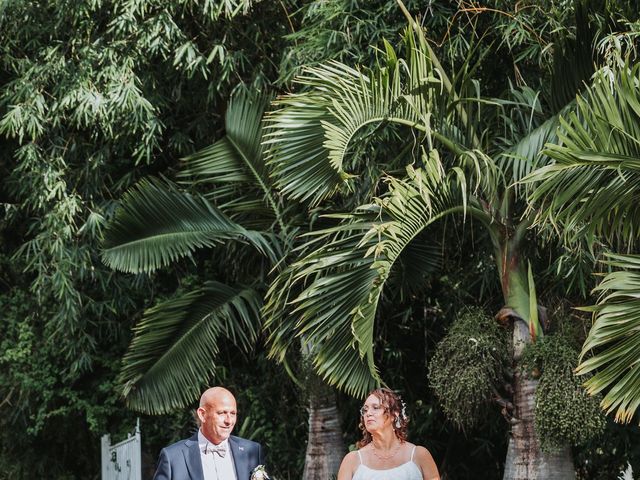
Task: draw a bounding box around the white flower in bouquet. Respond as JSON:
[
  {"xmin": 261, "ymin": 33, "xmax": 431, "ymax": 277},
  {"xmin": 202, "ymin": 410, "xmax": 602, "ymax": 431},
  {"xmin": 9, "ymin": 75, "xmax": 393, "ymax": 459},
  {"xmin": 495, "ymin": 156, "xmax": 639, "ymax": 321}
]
[
  {"xmin": 251, "ymin": 464, "xmax": 270, "ymax": 480},
  {"xmin": 618, "ymin": 463, "xmax": 634, "ymax": 480}
]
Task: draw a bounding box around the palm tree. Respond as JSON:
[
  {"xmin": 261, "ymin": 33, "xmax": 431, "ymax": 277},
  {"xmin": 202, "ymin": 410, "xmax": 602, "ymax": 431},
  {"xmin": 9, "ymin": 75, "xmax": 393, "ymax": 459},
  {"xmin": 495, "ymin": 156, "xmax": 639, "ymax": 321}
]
[
  {"xmin": 525, "ymin": 62, "xmax": 640, "ymax": 425},
  {"xmin": 101, "ymin": 89, "xmax": 346, "ymax": 478},
  {"xmin": 102, "ymin": 90, "xmax": 278, "ymax": 414},
  {"xmin": 262, "ymin": 3, "xmax": 608, "ymax": 477}
]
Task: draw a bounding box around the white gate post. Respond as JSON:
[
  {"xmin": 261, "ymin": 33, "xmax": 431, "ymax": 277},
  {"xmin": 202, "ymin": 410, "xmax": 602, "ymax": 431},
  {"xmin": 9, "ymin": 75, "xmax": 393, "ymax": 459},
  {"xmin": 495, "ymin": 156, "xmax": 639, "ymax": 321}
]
[
  {"xmin": 101, "ymin": 419, "xmax": 141, "ymax": 480},
  {"xmin": 101, "ymin": 433, "xmax": 111, "ymax": 479}
]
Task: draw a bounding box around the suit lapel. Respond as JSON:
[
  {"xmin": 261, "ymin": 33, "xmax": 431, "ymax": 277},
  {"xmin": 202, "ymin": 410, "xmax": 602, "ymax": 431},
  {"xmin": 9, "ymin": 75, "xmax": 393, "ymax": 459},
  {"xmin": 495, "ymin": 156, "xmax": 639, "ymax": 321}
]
[
  {"xmin": 184, "ymin": 434, "xmax": 204, "ymax": 480},
  {"xmin": 229, "ymin": 436, "xmax": 248, "ymax": 480}
]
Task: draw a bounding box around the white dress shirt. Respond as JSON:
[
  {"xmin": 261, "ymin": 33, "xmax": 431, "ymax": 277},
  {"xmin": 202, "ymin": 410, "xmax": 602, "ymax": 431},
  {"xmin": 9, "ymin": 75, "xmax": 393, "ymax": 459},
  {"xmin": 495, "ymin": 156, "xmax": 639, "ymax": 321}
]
[{"xmin": 198, "ymin": 430, "xmax": 237, "ymax": 480}]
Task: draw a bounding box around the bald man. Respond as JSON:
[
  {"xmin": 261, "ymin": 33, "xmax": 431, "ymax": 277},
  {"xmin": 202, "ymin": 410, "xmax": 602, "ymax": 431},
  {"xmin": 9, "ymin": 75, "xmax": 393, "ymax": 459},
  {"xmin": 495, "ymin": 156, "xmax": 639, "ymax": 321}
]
[{"xmin": 153, "ymin": 387, "xmax": 265, "ymax": 480}]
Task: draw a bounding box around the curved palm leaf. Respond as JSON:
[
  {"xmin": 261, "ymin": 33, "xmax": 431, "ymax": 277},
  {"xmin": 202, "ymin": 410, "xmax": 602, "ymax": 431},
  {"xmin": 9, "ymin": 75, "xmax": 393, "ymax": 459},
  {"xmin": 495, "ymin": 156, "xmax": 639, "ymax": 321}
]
[
  {"xmin": 576, "ymin": 253, "xmax": 640, "ymax": 423},
  {"xmin": 526, "ymin": 65, "xmax": 640, "ymax": 245},
  {"xmin": 386, "ymin": 232, "xmax": 442, "ymax": 301},
  {"xmin": 264, "ymin": 153, "xmax": 488, "ymax": 397},
  {"xmin": 119, "ymin": 281, "xmax": 262, "ymax": 414},
  {"xmin": 496, "ymin": 107, "xmax": 562, "ymax": 188},
  {"xmin": 525, "ymin": 65, "xmax": 640, "ymax": 423},
  {"xmin": 264, "ymin": 26, "xmax": 447, "ymax": 206},
  {"xmin": 264, "ymin": 216, "xmax": 385, "ymax": 397},
  {"xmin": 102, "ymin": 177, "xmax": 274, "ymax": 273},
  {"xmin": 177, "ymin": 89, "xmax": 285, "ymax": 231}
]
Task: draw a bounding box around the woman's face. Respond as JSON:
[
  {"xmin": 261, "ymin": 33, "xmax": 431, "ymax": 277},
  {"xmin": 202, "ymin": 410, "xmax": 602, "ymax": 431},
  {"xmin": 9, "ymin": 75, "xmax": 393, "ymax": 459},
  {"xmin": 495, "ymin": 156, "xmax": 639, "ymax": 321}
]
[{"xmin": 361, "ymin": 393, "xmax": 393, "ymax": 434}]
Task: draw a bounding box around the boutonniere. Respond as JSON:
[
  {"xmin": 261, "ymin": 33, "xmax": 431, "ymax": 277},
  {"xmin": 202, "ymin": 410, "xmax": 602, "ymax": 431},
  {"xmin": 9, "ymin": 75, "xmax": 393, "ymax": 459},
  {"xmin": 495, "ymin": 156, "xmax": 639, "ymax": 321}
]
[{"xmin": 250, "ymin": 464, "xmax": 270, "ymax": 480}]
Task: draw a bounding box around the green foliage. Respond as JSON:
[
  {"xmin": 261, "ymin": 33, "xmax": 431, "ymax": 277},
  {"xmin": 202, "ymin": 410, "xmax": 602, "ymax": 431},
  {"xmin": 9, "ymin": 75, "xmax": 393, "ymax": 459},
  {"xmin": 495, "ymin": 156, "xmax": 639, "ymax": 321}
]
[
  {"xmin": 529, "ymin": 65, "xmax": 640, "ymax": 248},
  {"xmin": 0, "ymin": 0, "xmax": 291, "ymax": 373},
  {"xmin": 278, "ymin": 0, "xmax": 430, "ymax": 83},
  {"xmin": 521, "ymin": 334, "xmax": 606, "ymax": 452},
  {"xmin": 2, "ymin": 0, "xmax": 640, "ymax": 477},
  {"xmin": 120, "ymin": 282, "xmax": 263, "ymax": 414},
  {"xmin": 102, "ymin": 178, "xmax": 275, "ymax": 274},
  {"xmin": 279, "ymin": 0, "xmax": 581, "ymax": 97},
  {"xmin": 101, "ymin": 88, "xmax": 291, "ymax": 414},
  {"xmin": 575, "ymin": 420, "xmax": 640, "ymax": 480},
  {"xmin": 265, "ymin": 160, "xmax": 463, "ymax": 398},
  {"xmin": 428, "ymin": 308, "xmax": 509, "ymax": 431},
  {"xmin": 0, "ymin": 284, "xmax": 140, "ymax": 478},
  {"xmin": 0, "ymin": 0, "xmax": 294, "ymax": 477},
  {"xmin": 526, "ymin": 61, "xmax": 640, "ymax": 423}
]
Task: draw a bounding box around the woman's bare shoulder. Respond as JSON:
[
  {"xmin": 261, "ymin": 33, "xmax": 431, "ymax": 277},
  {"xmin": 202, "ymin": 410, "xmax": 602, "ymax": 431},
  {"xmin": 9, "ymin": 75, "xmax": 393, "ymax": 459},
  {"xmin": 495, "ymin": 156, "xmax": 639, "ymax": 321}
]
[
  {"xmin": 413, "ymin": 445, "xmax": 440, "ymax": 479},
  {"xmin": 413, "ymin": 445, "xmax": 434, "ymax": 458},
  {"xmin": 343, "ymin": 450, "xmax": 360, "ymax": 463},
  {"xmin": 337, "ymin": 450, "xmax": 361, "ymax": 480}
]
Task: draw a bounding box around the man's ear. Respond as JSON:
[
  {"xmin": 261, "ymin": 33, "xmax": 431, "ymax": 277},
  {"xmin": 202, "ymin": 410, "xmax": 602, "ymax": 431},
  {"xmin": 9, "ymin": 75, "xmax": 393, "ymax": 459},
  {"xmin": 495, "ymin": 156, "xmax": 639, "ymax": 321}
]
[{"xmin": 196, "ymin": 407, "xmax": 206, "ymax": 424}]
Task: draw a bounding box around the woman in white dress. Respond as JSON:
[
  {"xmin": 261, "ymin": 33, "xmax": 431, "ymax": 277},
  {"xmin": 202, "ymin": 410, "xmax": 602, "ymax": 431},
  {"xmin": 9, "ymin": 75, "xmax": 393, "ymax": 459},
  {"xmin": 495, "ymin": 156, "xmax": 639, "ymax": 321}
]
[{"xmin": 337, "ymin": 388, "xmax": 440, "ymax": 480}]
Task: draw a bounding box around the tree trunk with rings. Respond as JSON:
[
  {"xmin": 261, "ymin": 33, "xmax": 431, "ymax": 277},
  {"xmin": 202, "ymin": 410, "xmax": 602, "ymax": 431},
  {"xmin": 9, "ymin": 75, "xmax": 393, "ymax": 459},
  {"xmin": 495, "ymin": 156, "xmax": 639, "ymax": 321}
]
[
  {"xmin": 301, "ymin": 339, "xmax": 345, "ymax": 480},
  {"xmin": 502, "ymin": 317, "xmax": 575, "ymax": 480}
]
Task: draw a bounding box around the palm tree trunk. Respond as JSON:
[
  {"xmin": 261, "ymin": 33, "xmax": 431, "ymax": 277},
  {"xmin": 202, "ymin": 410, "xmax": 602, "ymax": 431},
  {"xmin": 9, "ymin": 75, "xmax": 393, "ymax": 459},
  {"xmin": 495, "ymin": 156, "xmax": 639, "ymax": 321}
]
[
  {"xmin": 497, "ymin": 232, "xmax": 575, "ymax": 479},
  {"xmin": 300, "ymin": 341, "xmax": 345, "ymax": 480},
  {"xmin": 502, "ymin": 319, "xmax": 575, "ymax": 480},
  {"xmin": 302, "ymin": 378, "xmax": 345, "ymax": 480}
]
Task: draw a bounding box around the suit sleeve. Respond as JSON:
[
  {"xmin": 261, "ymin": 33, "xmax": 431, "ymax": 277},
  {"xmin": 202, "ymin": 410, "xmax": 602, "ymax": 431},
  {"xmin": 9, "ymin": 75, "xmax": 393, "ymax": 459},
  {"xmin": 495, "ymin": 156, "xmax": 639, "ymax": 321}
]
[{"xmin": 152, "ymin": 448, "xmax": 172, "ymax": 480}]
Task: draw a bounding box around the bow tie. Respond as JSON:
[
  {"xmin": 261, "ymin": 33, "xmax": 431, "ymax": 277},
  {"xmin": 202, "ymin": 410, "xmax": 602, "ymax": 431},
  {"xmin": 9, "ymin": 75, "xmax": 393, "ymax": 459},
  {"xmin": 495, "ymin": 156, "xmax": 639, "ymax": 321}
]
[{"xmin": 205, "ymin": 444, "xmax": 227, "ymax": 457}]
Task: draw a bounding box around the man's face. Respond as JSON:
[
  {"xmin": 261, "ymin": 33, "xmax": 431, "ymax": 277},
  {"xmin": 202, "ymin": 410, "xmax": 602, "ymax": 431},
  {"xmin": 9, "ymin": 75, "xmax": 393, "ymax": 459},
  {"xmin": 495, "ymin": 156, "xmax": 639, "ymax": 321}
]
[{"xmin": 198, "ymin": 392, "xmax": 237, "ymax": 444}]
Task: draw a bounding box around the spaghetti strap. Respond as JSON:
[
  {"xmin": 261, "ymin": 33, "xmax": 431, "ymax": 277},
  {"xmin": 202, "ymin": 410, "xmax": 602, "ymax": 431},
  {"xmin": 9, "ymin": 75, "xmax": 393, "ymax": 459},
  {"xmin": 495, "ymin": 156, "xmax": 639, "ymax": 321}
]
[
  {"xmin": 410, "ymin": 446, "xmax": 416, "ymax": 461},
  {"xmin": 357, "ymin": 450, "xmax": 363, "ymax": 465}
]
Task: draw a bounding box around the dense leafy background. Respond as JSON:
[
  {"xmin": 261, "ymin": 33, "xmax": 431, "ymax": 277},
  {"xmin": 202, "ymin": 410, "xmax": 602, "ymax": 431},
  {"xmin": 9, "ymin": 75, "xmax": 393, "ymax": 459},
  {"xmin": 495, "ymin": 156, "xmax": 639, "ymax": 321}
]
[{"xmin": 2, "ymin": 0, "xmax": 640, "ymax": 479}]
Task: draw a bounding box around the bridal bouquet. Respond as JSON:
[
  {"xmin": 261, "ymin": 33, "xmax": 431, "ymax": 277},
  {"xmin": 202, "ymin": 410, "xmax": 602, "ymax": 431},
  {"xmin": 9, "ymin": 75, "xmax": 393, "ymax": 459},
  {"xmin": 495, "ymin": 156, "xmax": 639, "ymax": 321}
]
[{"xmin": 251, "ymin": 465, "xmax": 270, "ymax": 480}]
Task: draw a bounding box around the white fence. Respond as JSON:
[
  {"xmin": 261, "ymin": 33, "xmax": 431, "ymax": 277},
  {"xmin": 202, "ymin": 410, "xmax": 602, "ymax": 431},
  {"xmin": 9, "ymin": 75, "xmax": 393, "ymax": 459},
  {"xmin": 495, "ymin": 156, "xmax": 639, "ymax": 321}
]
[{"xmin": 101, "ymin": 419, "xmax": 141, "ymax": 480}]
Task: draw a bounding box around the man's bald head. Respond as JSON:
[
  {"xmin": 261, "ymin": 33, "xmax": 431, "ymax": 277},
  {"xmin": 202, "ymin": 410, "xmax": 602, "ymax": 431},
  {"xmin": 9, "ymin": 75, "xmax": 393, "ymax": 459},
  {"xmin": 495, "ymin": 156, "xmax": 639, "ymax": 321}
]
[
  {"xmin": 200, "ymin": 386, "xmax": 235, "ymax": 408},
  {"xmin": 197, "ymin": 387, "xmax": 237, "ymax": 444}
]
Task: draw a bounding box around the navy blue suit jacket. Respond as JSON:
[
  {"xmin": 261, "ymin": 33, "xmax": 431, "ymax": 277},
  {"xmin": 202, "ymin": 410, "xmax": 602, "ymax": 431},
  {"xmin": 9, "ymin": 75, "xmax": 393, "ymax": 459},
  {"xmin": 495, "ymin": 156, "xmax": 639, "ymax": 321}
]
[{"xmin": 152, "ymin": 433, "xmax": 264, "ymax": 480}]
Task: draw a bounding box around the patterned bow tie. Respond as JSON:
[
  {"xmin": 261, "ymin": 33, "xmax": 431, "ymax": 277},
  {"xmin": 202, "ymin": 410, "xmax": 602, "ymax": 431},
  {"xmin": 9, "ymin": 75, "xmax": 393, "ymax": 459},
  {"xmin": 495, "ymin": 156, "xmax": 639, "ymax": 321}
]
[{"xmin": 205, "ymin": 444, "xmax": 227, "ymax": 457}]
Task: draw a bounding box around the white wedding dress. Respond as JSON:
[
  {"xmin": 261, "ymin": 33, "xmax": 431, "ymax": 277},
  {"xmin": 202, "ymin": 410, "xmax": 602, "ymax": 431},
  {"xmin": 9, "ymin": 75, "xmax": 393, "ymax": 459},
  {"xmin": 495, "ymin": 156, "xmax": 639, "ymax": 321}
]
[{"xmin": 353, "ymin": 446, "xmax": 423, "ymax": 480}]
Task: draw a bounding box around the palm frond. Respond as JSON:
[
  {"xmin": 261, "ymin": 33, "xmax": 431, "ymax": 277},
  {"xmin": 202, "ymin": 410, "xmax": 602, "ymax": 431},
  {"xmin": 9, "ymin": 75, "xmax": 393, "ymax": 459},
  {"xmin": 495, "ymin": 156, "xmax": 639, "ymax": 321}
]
[
  {"xmin": 576, "ymin": 253, "xmax": 640, "ymax": 424},
  {"xmin": 541, "ymin": 235, "xmax": 599, "ymax": 298},
  {"xmin": 495, "ymin": 94, "xmax": 563, "ymax": 190},
  {"xmin": 264, "ymin": 220, "xmax": 382, "ymax": 398},
  {"xmin": 176, "ymin": 89, "xmax": 285, "ymax": 230},
  {"xmin": 386, "ymin": 234, "xmax": 442, "ymax": 301},
  {"xmin": 102, "ymin": 178, "xmax": 274, "ymax": 273},
  {"xmin": 264, "ymin": 27, "xmax": 445, "ymax": 205},
  {"xmin": 505, "ymin": 115, "xmax": 559, "ymax": 181},
  {"xmin": 264, "ymin": 153, "xmax": 479, "ymax": 397},
  {"xmin": 526, "ymin": 64, "xmax": 640, "ymax": 246},
  {"xmin": 119, "ymin": 281, "xmax": 262, "ymax": 414}
]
